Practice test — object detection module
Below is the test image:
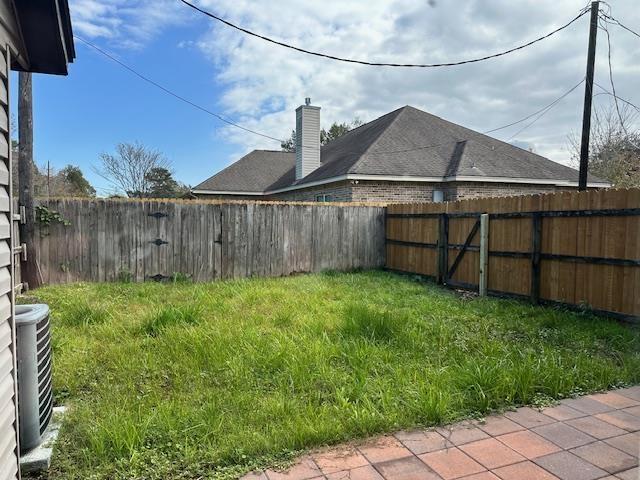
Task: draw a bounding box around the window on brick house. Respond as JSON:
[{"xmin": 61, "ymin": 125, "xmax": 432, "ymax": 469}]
[{"xmin": 315, "ymin": 194, "xmax": 333, "ymax": 202}]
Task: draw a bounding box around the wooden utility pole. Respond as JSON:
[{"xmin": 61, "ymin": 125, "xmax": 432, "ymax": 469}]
[
  {"xmin": 46, "ymin": 161, "xmax": 51, "ymax": 199},
  {"xmin": 578, "ymin": 1, "xmax": 599, "ymax": 191},
  {"xmin": 18, "ymin": 71, "xmax": 39, "ymax": 289}
]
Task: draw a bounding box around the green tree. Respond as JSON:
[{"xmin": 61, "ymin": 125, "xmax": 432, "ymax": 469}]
[
  {"xmin": 60, "ymin": 165, "xmax": 96, "ymax": 197},
  {"xmin": 29, "ymin": 163, "xmax": 95, "ymax": 198},
  {"xmin": 144, "ymin": 167, "xmax": 188, "ymax": 198},
  {"xmin": 281, "ymin": 130, "xmax": 296, "ymax": 152},
  {"xmin": 321, "ymin": 118, "xmax": 363, "ymax": 145},
  {"xmin": 281, "ymin": 118, "xmax": 364, "ymax": 152}
]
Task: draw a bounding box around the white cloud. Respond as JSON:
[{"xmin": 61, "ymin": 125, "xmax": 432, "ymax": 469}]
[
  {"xmin": 69, "ymin": 0, "xmax": 185, "ymax": 49},
  {"xmin": 189, "ymin": 0, "xmax": 639, "ymax": 165}
]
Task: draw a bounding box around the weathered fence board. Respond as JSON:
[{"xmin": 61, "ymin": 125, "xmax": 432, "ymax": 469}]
[
  {"xmin": 32, "ymin": 199, "xmax": 386, "ymax": 284},
  {"xmin": 386, "ymin": 188, "xmax": 640, "ymax": 321}
]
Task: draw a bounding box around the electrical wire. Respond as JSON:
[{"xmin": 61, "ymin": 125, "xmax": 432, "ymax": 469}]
[
  {"xmin": 505, "ymin": 78, "xmax": 585, "ymax": 141},
  {"xmin": 597, "ymin": 11, "xmax": 640, "ymax": 149},
  {"xmin": 595, "ymin": 5, "xmax": 640, "ymax": 113},
  {"xmin": 76, "ymin": 35, "xmax": 591, "ymax": 158},
  {"xmin": 598, "ymin": 16, "xmax": 627, "ymax": 135},
  {"xmin": 178, "ymin": 0, "xmax": 590, "ymax": 68},
  {"xmin": 74, "ymin": 35, "xmax": 285, "ymax": 143},
  {"xmin": 599, "ymin": 11, "xmax": 640, "ymax": 39},
  {"xmin": 483, "ymin": 78, "xmax": 585, "ymax": 134},
  {"xmin": 328, "ymin": 79, "xmax": 585, "ymax": 158},
  {"xmin": 594, "ymin": 83, "xmax": 640, "ymax": 112}
]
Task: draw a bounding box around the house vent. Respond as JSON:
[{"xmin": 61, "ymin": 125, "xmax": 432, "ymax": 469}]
[{"xmin": 16, "ymin": 304, "xmax": 52, "ymax": 452}]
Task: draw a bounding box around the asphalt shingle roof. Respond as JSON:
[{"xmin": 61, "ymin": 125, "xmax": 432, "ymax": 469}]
[
  {"xmin": 194, "ymin": 105, "xmax": 604, "ymax": 193},
  {"xmin": 195, "ymin": 150, "xmax": 295, "ymax": 193}
]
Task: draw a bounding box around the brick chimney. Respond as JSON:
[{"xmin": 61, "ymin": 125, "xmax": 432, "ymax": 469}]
[{"xmin": 295, "ymin": 97, "xmax": 321, "ymax": 180}]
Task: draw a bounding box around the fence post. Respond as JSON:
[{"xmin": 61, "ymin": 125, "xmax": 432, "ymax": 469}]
[
  {"xmin": 479, "ymin": 213, "xmax": 489, "ymax": 296},
  {"xmin": 437, "ymin": 213, "xmax": 448, "ymax": 284},
  {"xmin": 531, "ymin": 213, "xmax": 542, "ymax": 303}
]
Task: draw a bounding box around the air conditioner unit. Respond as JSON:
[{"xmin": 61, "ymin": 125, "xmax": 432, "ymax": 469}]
[{"xmin": 15, "ymin": 304, "xmax": 52, "ymax": 452}]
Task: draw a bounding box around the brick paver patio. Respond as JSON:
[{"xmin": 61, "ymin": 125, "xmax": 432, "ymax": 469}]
[{"xmin": 243, "ymin": 387, "xmax": 640, "ymax": 480}]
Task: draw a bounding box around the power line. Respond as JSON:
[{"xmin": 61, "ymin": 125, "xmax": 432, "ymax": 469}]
[
  {"xmin": 599, "ymin": 11, "xmax": 640, "ymax": 39},
  {"xmin": 330, "ymin": 80, "xmax": 586, "ymax": 158},
  {"xmin": 594, "ymin": 7, "xmax": 640, "ymax": 113},
  {"xmin": 594, "ymin": 83, "xmax": 640, "ymax": 112},
  {"xmin": 74, "ymin": 35, "xmax": 285, "ymax": 143},
  {"xmin": 178, "ymin": 0, "xmax": 590, "ymax": 68},
  {"xmin": 76, "ymin": 35, "xmax": 590, "ymax": 158},
  {"xmin": 483, "ymin": 78, "xmax": 585, "ymax": 134},
  {"xmin": 506, "ymin": 78, "xmax": 585, "ymax": 141},
  {"xmin": 476, "ymin": 78, "xmax": 585, "ymax": 163},
  {"xmin": 598, "ymin": 16, "xmax": 627, "ymax": 134},
  {"xmin": 597, "ymin": 10, "xmax": 640, "ymax": 149}
]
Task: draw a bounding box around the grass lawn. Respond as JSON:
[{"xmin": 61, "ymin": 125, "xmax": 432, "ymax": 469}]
[{"xmin": 27, "ymin": 270, "xmax": 640, "ymax": 479}]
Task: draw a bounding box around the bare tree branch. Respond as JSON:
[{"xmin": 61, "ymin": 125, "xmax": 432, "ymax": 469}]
[
  {"xmin": 93, "ymin": 142, "xmax": 172, "ymax": 197},
  {"xmin": 568, "ymin": 104, "xmax": 640, "ymax": 187}
]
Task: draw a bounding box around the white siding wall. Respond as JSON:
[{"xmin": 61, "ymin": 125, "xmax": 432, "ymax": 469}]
[
  {"xmin": 0, "ymin": 42, "xmax": 18, "ymax": 480},
  {"xmin": 295, "ymin": 104, "xmax": 321, "ymax": 180},
  {"xmin": 0, "ymin": 36, "xmax": 19, "ymax": 480},
  {"xmin": 0, "ymin": 0, "xmax": 49, "ymax": 476}
]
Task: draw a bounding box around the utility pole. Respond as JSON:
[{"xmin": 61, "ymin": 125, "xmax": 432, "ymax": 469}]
[
  {"xmin": 47, "ymin": 161, "xmax": 51, "ymax": 199},
  {"xmin": 578, "ymin": 1, "xmax": 599, "ymax": 191},
  {"xmin": 18, "ymin": 72, "xmax": 39, "ymax": 289}
]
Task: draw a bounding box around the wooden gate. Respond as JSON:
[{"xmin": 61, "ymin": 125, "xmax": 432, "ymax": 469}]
[
  {"xmin": 385, "ymin": 190, "xmax": 640, "ymax": 322},
  {"xmin": 441, "ymin": 213, "xmax": 482, "ymax": 288}
]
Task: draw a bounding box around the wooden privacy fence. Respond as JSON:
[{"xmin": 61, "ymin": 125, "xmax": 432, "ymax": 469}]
[
  {"xmin": 32, "ymin": 199, "xmax": 386, "ymax": 284},
  {"xmin": 386, "ymin": 189, "xmax": 640, "ymax": 322}
]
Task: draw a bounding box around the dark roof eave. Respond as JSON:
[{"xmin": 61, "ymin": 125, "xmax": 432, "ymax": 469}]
[{"xmin": 13, "ymin": 0, "xmax": 75, "ymax": 75}]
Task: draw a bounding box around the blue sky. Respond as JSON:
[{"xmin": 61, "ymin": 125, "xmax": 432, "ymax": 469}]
[
  {"xmin": 13, "ymin": 0, "xmax": 639, "ymax": 196},
  {"xmin": 12, "ymin": 17, "xmax": 244, "ymax": 195}
]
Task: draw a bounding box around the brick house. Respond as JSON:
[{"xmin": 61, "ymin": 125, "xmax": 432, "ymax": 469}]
[{"xmin": 193, "ymin": 101, "xmax": 608, "ymax": 202}]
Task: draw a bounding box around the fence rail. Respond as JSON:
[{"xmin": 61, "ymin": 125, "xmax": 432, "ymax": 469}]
[
  {"xmin": 32, "ymin": 199, "xmax": 386, "ymax": 284},
  {"xmin": 386, "ymin": 189, "xmax": 640, "ymax": 322}
]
